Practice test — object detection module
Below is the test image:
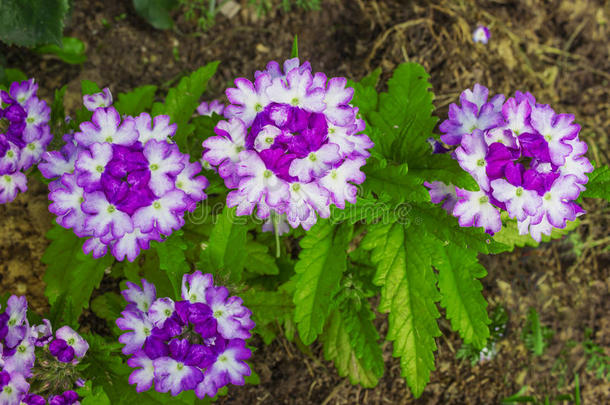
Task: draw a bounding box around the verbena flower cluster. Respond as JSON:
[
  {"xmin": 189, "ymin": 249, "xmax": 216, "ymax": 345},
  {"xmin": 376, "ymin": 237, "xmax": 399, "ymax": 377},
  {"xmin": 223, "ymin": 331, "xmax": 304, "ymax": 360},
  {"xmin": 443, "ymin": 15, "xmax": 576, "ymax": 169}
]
[
  {"xmin": 0, "ymin": 79, "xmax": 51, "ymax": 204},
  {"xmin": 116, "ymin": 271, "xmax": 254, "ymax": 399},
  {"xmin": 1, "ymin": 296, "xmax": 88, "ymax": 404},
  {"xmin": 426, "ymin": 84, "xmax": 593, "ymax": 241},
  {"xmin": 40, "ymin": 89, "xmax": 209, "ymax": 261},
  {"xmin": 202, "ymin": 58, "xmax": 373, "ymax": 230}
]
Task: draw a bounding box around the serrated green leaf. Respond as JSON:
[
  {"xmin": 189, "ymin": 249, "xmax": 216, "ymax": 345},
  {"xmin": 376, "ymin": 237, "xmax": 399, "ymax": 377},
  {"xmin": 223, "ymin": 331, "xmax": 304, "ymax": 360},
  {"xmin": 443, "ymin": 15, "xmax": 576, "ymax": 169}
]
[
  {"xmin": 81, "ymin": 80, "xmax": 102, "ymax": 96},
  {"xmin": 35, "ymin": 36, "xmax": 87, "ymax": 64},
  {"xmin": 367, "ymin": 63, "xmax": 437, "ymax": 165},
  {"xmin": 581, "ymin": 165, "xmax": 610, "ymax": 201},
  {"xmin": 77, "ymin": 380, "xmax": 111, "ymax": 405},
  {"xmin": 152, "ymin": 62, "xmax": 219, "ymax": 150},
  {"xmin": 347, "ymin": 68, "xmax": 381, "ymax": 117},
  {"xmin": 362, "ymin": 160, "xmax": 430, "ymax": 203},
  {"xmin": 244, "ymin": 241, "xmax": 279, "ymax": 275},
  {"xmin": 114, "ymin": 85, "xmax": 158, "ymax": 116},
  {"xmin": 201, "ymin": 205, "xmax": 247, "ymax": 283},
  {"xmin": 42, "ymin": 225, "xmax": 113, "ymax": 323},
  {"xmin": 362, "ymin": 223, "xmax": 441, "ymax": 397},
  {"xmin": 293, "ymin": 221, "xmax": 352, "ymax": 344},
  {"xmin": 408, "ymin": 153, "xmax": 478, "ymax": 190},
  {"xmin": 433, "ymin": 244, "xmax": 490, "ymax": 349},
  {"xmin": 240, "ymin": 289, "xmax": 293, "ymax": 343},
  {"xmin": 0, "ymin": 68, "xmax": 27, "ymax": 89},
  {"xmin": 152, "ymin": 230, "xmax": 189, "ymax": 298},
  {"xmin": 0, "ymin": 0, "xmax": 68, "ymax": 47},
  {"xmin": 322, "ymin": 309, "xmax": 382, "ymax": 388},
  {"xmin": 91, "ymin": 292, "xmax": 124, "ymax": 326},
  {"xmin": 132, "ymin": 0, "xmax": 178, "ymax": 30}
]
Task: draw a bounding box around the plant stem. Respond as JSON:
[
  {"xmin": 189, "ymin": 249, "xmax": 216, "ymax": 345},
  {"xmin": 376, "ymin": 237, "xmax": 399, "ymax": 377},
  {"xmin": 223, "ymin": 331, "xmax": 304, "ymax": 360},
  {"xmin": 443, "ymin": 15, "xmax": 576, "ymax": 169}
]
[{"xmin": 273, "ymin": 214, "xmax": 281, "ymax": 258}]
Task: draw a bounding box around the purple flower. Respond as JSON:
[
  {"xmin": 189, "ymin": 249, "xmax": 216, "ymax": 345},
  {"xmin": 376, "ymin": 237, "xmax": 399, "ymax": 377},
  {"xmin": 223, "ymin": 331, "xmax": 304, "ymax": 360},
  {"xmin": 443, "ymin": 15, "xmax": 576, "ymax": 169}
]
[
  {"xmin": 429, "ymin": 85, "xmax": 592, "ymax": 240},
  {"xmin": 118, "ymin": 272, "xmax": 254, "ymax": 398},
  {"xmin": 3, "ymin": 295, "xmax": 28, "ymax": 349},
  {"xmin": 0, "ymin": 370, "xmax": 29, "ymax": 405},
  {"xmin": 48, "ymin": 390, "xmax": 79, "ymax": 405},
  {"xmin": 43, "ymin": 90, "xmax": 208, "ymax": 261},
  {"xmin": 0, "ymin": 79, "xmax": 51, "ymax": 204},
  {"xmin": 50, "ymin": 326, "xmax": 89, "ymax": 363},
  {"xmin": 472, "ymin": 25, "xmax": 491, "ymax": 44},
  {"xmin": 203, "ymin": 58, "xmax": 373, "ymax": 231},
  {"xmin": 197, "ymin": 100, "xmax": 225, "ymax": 116},
  {"xmin": 83, "ymin": 88, "xmax": 113, "ymax": 111},
  {"xmin": 23, "ymin": 394, "xmax": 46, "ymax": 405}
]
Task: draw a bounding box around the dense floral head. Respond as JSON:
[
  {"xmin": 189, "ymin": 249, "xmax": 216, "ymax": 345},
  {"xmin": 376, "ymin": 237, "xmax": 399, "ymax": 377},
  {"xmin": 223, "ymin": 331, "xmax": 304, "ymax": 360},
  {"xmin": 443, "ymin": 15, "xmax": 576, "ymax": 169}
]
[
  {"xmin": 202, "ymin": 58, "xmax": 373, "ymax": 230},
  {"xmin": 0, "ymin": 79, "xmax": 51, "ymax": 204},
  {"xmin": 427, "ymin": 84, "xmax": 593, "ymax": 241},
  {"xmin": 116, "ymin": 271, "xmax": 254, "ymax": 399},
  {"xmin": 41, "ymin": 89, "xmax": 209, "ymax": 261},
  {"xmin": 0, "ymin": 295, "xmax": 88, "ymax": 404}
]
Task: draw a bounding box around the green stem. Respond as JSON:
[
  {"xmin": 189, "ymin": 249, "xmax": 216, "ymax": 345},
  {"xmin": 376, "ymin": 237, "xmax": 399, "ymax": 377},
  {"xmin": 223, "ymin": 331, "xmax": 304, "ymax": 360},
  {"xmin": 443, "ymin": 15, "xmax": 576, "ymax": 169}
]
[{"xmin": 273, "ymin": 213, "xmax": 281, "ymax": 258}]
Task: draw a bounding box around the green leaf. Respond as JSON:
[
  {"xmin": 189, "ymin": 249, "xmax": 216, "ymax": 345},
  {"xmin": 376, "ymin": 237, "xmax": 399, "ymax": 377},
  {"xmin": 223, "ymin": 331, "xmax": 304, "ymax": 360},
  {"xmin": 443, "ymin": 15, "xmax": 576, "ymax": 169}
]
[
  {"xmin": 91, "ymin": 292, "xmax": 124, "ymax": 326},
  {"xmin": 35, "ymin": 36, "xmax": 87, "ymax": 64},
  {"xmin": 361, "ymin": 223, "xmax": 441, "ymax": 397},
  {"xmin": 0, "ymin": 68, "xmax": 27, "ymax": 88},
  {"xmin": 77, "ymin": 380, "xmax": 111, "ymax": 405},
  {"xmin": 291, "ymin": 35, "xmax": 299, "ymax": 58},
  {"xmin": 0, "ymin": 0, "xmax": 68, "ymax": 47},
  {"xmin": 81, "ymin": 80, "xmax": 102, "ymax": 96},
  {"xmin": 244, "ymin": 241, "xmax": 279, "ymax": 275},
  {"xmin": 322, "ymin": 309, "xmax": 382, "ymax": 388},
  {"xmin": 42, "ymin": 225, "xmax": 113, "ymax": 324},
  {"xmin": 581, "ymin": 165, "xmax": 610, "ymax": 201},
  {"xmin": 362, "ymin": 160, "xmax": 430, "ymax": 203},
  {"xmin": 240, "ymin": 288, "xmax": 294, "ymax": 343},
  {"xmin": 433, "ymin": 244, "xmax": 490, "ymax": 349},
  {"xmin": 152, "ymin": 61, "xmax": 219, "ymax": 150},
  {"xmin": 367, "ymin": 63, "xmax": 437, "ymax": 165},
  {"xmin": 201, "ymin": 205, "xmax": 247, "ymax": 283},
  {"xmin": 132, "ymin": 0, "xmax": 178, "ymax": 30},
  {"xmin": 347, "ymin": 68, "xmax": 381, "ymax": 117},
  {"xmin": 152, "ymin": 230, "xmax": 189, "ymax": 298},
  {"xmin": 114, "ymin": 85, "xmax": 158, "ymax": 116},
  {"xmin": 293, "ymin": 220, "xmax": 352, "ymax": 345}
]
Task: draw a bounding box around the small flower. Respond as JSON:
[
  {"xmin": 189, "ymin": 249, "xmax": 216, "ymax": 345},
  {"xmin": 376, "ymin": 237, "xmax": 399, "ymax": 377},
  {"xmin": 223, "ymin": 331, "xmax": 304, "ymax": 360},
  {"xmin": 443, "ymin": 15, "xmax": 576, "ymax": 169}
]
[
  {"xmin": 0, "ymin": 370, "xmax": 29, "ymax": 405},
  {"xmin": 49, "ymin": 326, "xmax": 89, "ymax": 363},
  {"xmin": 472, "ymin": 25, "xmax": 491, "ymax": 44},
  {"xmin": 83, "ymin": 88, "xmax": 113, "ymax": 111},
  {"xmin": 197, "ymin": 100, "xmax": 225, "ymax": 117}
]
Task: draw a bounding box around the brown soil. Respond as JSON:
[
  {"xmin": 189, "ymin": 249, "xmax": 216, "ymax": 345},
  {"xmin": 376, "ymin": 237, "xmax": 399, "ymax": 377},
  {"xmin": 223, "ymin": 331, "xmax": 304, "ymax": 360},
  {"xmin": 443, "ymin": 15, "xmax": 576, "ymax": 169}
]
[{"xmin": 1, "ymin": 0, "xmax": 609, "ymax": 403}]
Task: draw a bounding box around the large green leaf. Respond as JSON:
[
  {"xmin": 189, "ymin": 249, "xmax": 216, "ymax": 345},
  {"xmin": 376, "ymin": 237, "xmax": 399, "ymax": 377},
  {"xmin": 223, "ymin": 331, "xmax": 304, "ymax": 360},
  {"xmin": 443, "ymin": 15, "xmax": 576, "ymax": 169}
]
[
  {"xmin": 322, "ymin": 309, "xmax": 382, "ymax": 388},
  {"xmin": 42, "ymin": 225, "xmax": 113, "ymax": 324},
  {"xmin": 367, "ymin": 63, "xmax": 437, "ymax": 165},
  {"xmin": 433, "ymin": 244, "xmax": 490, "ymax": 349},
  {"xmin": 293, "ymin": 220, "xmax": 352, "ymax": 345},
  {"xmin": 362, "ymin": 223, "xmax": 441, "ymax": 397},
  {"xmin": 0, "ymin": 0, "xmax": 69, "ymax": 47},
  {"xmin": 35, "ymin": 37, "xmax": 87, "ymax": 64},
  {"xmin": 151, "ymin": 62, "xmax": 219, "ymax": 150}
]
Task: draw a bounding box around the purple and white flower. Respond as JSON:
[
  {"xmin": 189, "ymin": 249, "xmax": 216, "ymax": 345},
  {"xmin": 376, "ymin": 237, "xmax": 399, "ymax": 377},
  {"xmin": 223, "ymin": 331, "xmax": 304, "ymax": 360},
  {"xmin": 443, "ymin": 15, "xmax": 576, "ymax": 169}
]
[
  {"xmin": 428, "ymin": 84, "xmax": 592, "ymax": 241},
  {"xmin": 42, "ymin": 89, "xmax": 209, "ymax": 261},
  {"xmin": 1, "ymin": 296, "xmax": 88, "ymax": 404},
  {"xmin": 197, "ymin": 100, "xmax": 225, "ymax": 117},
  {"xmin": 117, "ymin": 271, "xmax": 254, "ymax": 399},
  {"xmin": 0, "ymin": 79, "xmax": 52, "ymax": 204},
  {"xmin": 202, "ymin": 58, "xmax": 373, "ymax": 231},
  {"xmin": 472, "ymin": 25, "xmax": 491, "ymax": 44}
]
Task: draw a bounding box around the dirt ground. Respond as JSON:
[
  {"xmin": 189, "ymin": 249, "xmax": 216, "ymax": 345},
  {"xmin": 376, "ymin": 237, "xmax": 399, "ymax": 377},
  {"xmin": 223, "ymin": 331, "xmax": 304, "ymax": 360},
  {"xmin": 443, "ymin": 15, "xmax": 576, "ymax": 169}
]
[{"xmin": 1, "ymin": 0, "xmax": 609, "ymax": 403}]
